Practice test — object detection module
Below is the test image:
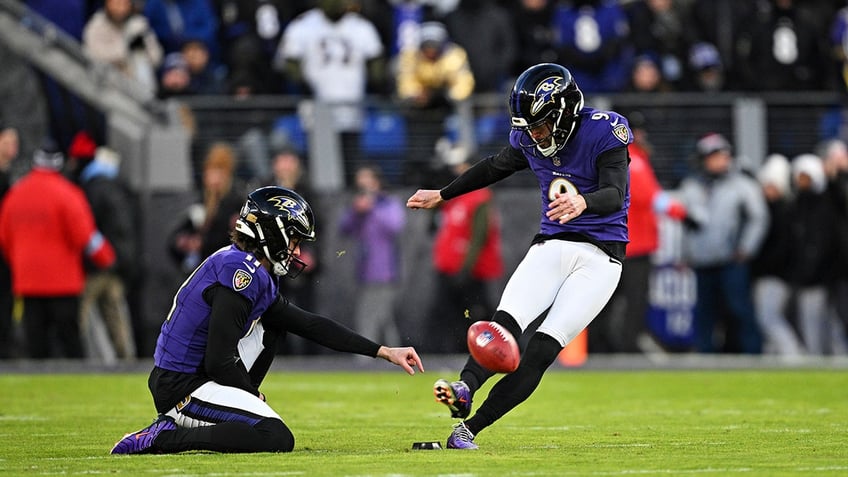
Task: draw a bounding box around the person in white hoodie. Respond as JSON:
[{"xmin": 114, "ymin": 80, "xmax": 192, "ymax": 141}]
[
  {"xmin": 750, "ymin": 154, "xmax": 804, "ymax": 356},
  {"xmin": 83, "ymin": 0, "xmax": 163, "ymax": 93},
  {"xmin": 789, "ymin": 154, "xmax": 847, "ymax": 355}
]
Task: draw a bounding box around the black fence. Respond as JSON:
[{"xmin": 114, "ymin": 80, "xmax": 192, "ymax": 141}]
[{"xmin": 183, "ymin": 91, "xmax": 847, "ymax": 190}]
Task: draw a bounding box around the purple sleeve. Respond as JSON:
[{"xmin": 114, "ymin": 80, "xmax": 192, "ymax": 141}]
[
  {"xmin": 338, "ymin": 207, "xmax": 360, "ymax": 235},
  {"xmin": 375, "ymin": 197, "xmax": 406, "ymax": 234}
]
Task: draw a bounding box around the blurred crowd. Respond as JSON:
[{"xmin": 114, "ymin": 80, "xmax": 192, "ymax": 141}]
[
  {"xmin": 674, "ymin": 133, "xmax": 848, "ymax": 356},
  {"xmin": 30, "ymin": 0, "xmax": 848, "ymax": 99},
  {"xmin": 1, "ymin": 0, "xmax": 848, "ymax": 361},
  {"xmin": 5, "ymin": 0, "xmax": 848, "ymax": 184},
  {"xmin": 13, "ymin": 0, "xmax": 848, "ymax": 155}
]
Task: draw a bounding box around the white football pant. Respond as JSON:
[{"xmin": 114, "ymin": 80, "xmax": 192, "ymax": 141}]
[
  {"xmin": 497, "ymin": 240, "xmax": 622, "ymax": 347},
  {"xmin": 164, "ymin": 381, "xmax": 281, "ymax": 428}
]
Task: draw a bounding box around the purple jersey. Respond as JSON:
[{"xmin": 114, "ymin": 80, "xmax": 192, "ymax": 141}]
[
  {"xmin": 154, "ymin": 245, "xmax": 278, "ymax": 374},
  {"xmin": 509, "ymin": 107, "xmax": 631, "ymax": 243}
]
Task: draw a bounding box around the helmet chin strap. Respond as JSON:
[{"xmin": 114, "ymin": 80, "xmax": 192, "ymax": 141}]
[
  {"xmin": 536, "ymin": 94, "xmax": 582, "ymax": 158},
  {"xmin": 536, "ymin": 103, "xmax": 567, "ymax": 158},
  {"xmin": 537, "ymin": 138, "xmax": 559, "ymax": 157},
  {"xmin": 270, "ymin": 258, "xmax": 289, "ymax": 277},
  {"xmin": 253, "ymin": 221, "xmax": 291, "ymax": 277},
  {"xmin": 537, "ymin": 115, "xmax": 578, "ymax": 158}
]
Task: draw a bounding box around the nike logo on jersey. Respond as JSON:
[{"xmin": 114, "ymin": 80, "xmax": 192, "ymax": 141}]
[
  {"xmin": 610, "ymin": 117, "xmax": 619, "ymax": 126},
  {"xmin": 243, "ymin": 262, "xmax": 255, "ymax": 273}
]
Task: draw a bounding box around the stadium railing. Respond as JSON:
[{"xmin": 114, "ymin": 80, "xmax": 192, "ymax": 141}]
[{"xmin": 182, "ymin": 90, "xmax": 846, "ymax": 190}]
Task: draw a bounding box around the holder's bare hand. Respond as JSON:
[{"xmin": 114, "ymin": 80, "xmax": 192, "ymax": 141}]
[{"xmin": 377, "ymin": 346, "xmax": 425, "ymax": 375}]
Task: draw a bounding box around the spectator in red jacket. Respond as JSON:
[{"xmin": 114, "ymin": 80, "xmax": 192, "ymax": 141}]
[
  {"xmin": 422, "ymin": 140, "xmax": 504, "ymax": 353},
  {"xmin": 0, "ymin": 140, "xmax": 115, "ymax": 358},
  {"xmin": 589, "ymin": 114, "xmax": 686, "ymax": 353}
]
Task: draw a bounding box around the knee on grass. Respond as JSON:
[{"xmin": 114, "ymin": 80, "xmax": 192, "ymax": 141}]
[{"xmin": 255, "ymin": 418, "xmax": 295, "ymax": 452}]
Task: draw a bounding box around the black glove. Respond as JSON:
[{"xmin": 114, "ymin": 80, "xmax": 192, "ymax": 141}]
[
  {"xmin": 128, "ymin": 34, "xmax": 146, "ymax": 51},
  {"xmin": 682, "ymin": 214, "xmax": 701, "ymax": 231}
]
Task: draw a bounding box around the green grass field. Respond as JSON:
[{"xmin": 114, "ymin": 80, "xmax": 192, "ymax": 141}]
[{"xmin": 1, "ymin": 368, "xmax": 846, "ymax": 476}]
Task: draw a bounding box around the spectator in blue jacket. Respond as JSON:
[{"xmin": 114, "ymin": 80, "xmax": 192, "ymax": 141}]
[{"xmin": 143, "ymin": 0, "xmax": 220, "ymax": 62}]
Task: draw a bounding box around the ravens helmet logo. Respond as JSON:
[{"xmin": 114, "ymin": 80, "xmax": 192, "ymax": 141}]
[
  {"xmin": 267, "ymin": 195, "xmax": 298, "ymax": 212},
  {"xmin": 530, "ymin": 76, "xmax": 563, "ymax": 116},
  {"xmin": 266, "ymin": 195, "xmax": 311, "ymax": 232}
]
